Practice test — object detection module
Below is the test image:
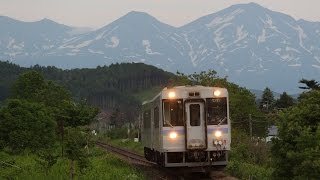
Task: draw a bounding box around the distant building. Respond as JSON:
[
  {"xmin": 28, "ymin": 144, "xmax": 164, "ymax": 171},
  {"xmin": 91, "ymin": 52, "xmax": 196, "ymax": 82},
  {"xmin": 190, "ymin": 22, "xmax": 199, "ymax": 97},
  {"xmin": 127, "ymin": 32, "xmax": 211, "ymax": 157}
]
[{"xmin": 266, "ymin": 125, "xmax": 278, "ymax": 142}]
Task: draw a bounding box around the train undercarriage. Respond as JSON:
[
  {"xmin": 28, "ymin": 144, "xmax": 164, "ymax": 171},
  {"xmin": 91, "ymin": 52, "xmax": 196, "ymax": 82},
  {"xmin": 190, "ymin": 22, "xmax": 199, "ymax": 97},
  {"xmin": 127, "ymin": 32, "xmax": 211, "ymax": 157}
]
[{"xmin": 144, "ymin": 147, "xmax": 228, "ymax": 167}]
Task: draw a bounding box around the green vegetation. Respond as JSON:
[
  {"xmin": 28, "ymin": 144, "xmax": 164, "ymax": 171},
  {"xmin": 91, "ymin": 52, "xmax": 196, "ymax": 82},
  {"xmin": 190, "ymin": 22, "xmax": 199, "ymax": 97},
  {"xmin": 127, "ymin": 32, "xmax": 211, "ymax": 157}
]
[
  {"xmin": 0, "ymin": 70, "xmax": 144, "ymax": 179},
  {"xmin": 272, "ymin": 90, "xmax": 320, "ymax": 179},
  {"xmin": 259, "ymin": 87, "xmax": 275, "ymax": 111},
  {"xmin": 299, "ymin": 79, "xmax": 320, "ymax": 90},
  {"xmin": 98, "ymin": 127, "xmax": 144, "ymax": 155},
  {"xmin": 1, "ymin": 61, "xmax": 319, "ymax": 179},
  {"xmin": 274, "ymin": 91, "xmax": 294, "ymax": 109},
  {"xmin": 105, "ymin": 138, "xmax": 144, "ymax": 155},
  {"xmin": 0, "ymin": 148, "xmax": 143, "ymax": 179},
  {"xmin": 0, "ymin": 99, "xmax": 56, "ymax": 152},
  {"xmin": 226, "ymin": 129, "xmax": 273, "ymax": 179},
  {"xmin": 0, "ymin": 61, "xmax": 173, "ymax": 129}
]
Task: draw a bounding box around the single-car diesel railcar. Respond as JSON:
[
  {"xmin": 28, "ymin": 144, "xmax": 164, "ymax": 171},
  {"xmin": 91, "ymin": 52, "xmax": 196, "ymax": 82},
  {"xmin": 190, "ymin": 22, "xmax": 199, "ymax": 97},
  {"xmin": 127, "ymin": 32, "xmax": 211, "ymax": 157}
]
[{"xmin": 141, "ymin": 86, "xmax": 231, "ymax": 167}]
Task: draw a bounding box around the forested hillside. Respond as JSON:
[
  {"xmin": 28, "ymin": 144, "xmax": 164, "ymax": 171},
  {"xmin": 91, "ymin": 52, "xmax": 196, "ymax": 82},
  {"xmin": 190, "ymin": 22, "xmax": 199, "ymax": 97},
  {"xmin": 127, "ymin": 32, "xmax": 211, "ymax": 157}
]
[{"xmin": 0, "ymin": 61, "xmax": 174, "ymax": 125}]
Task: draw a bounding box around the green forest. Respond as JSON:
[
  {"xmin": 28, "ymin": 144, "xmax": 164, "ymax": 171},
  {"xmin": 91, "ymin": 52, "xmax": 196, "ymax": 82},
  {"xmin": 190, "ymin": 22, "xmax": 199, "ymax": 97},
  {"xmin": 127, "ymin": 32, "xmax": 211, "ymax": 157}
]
[
  {"xmin": 0, "ymin": 61, "xmax": 319, "ymax": 179},
  {"xmin": 0, "ymin": 61, "xmax": 173, "ymax": 127}
]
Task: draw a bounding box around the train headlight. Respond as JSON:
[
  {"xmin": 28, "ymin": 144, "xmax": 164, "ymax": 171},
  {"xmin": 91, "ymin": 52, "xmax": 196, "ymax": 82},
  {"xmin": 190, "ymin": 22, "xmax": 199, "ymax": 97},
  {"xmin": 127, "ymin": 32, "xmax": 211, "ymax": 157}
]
[
  {"xmin": 214, "ymin": 90, "xmax": 221, "ymax": 97},
  {"xmin": 168, "ymin": 91, "xmax": 176, "ymax": 98},
  {"xmin": 169, "ymin": 132, "xmax": 177, "ymax": 139},
  {"xmin": 214, "ymin": 130, "xmax": 222, "ymax": 138}
]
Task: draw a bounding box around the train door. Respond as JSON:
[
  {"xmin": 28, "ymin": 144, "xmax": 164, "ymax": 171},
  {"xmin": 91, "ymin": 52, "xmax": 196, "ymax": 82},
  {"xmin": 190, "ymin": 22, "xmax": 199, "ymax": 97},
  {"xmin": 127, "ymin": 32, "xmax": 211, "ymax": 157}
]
[{"xmin": 185, "ymin": 102, "xmax": 207, "ymax": 150}]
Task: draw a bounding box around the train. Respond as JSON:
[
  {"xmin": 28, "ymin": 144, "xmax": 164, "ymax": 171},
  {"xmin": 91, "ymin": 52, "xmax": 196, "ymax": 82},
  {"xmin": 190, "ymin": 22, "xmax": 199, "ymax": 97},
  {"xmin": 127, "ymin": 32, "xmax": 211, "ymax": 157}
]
[{"xmin": 141, "ymin": 85, "xmax": 231, "ymax": 167}]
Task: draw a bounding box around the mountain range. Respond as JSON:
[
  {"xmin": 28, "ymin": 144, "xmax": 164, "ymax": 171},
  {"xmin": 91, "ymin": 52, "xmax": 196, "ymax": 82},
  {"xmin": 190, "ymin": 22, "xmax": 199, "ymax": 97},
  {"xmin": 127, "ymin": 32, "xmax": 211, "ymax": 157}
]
[{"xmin": 0, "ymin": 3, "xmax": 319, "ymax": 93}]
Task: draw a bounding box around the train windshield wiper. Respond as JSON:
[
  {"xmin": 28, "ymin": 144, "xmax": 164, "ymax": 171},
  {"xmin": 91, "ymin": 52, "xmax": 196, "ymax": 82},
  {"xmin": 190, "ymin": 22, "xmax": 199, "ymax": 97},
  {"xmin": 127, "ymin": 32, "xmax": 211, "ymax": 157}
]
[
  {"xmin": 218, "ymin": 117, "xmax": 227, "ymax": 125},
  {"xmin": 165, "ymin": 119, "xmax": 174, "ymax": 128}
]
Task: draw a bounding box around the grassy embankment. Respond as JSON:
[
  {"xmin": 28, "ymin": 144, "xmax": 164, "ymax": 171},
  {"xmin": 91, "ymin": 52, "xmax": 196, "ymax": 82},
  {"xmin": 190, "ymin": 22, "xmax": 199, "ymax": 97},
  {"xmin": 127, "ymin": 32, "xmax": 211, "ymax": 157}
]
[{"xmin": 0, "ymin": 148, "xmax": 144, "ymax": 179}]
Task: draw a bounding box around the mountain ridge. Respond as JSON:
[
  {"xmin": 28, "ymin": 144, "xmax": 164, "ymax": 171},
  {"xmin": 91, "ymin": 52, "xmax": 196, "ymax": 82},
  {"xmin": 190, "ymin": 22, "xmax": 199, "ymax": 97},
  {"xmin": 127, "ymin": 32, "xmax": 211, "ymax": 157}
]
[{"xmin": 0, "ymin": 3, "xmax": 319, "ymax": 93}]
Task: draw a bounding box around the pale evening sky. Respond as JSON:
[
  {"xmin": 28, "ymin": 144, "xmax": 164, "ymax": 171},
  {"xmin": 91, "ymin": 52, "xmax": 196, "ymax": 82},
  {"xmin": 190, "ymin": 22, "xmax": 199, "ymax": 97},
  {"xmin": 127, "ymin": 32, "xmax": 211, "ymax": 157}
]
[{"xmin": 0, "ymin": 0, "xmax": 319, "ymax": 28}]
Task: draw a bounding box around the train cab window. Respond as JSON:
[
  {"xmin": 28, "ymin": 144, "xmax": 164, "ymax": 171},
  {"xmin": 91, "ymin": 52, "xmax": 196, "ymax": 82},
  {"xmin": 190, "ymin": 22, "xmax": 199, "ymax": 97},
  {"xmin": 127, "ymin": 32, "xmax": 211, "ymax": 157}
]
[
  {"xmin": 190, "ymin": 104, "xmax": 200, "ymax": 126},
  {"xmin": 206, "ymin": 98, "xmax": 227, "ymax": 125},
  {"xmin": 154, "ymin": 107, "xmax": 159, "ymax": 128},
  {"xmin": 163, "ymin": 99, "xmax": 183, "ymax": 127}
]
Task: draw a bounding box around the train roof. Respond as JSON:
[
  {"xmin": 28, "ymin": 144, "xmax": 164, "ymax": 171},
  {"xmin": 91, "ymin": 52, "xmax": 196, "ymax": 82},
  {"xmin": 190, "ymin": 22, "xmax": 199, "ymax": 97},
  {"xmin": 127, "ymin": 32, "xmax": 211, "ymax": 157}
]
[{"xmin": 142, "ymin": 85, "xmax": 228, "ymax": 105}]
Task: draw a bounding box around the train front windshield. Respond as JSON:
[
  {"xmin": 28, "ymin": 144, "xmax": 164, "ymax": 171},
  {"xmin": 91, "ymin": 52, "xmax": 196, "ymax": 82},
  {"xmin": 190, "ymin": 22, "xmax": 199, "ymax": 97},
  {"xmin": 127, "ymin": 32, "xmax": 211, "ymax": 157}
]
[
  {"xmin": 206, "ymin": 98, "xmax": 227, "ymax": 125},
  {"xmin": 163, "ymin": 99, "xmax": 184, "ymax": 126}
]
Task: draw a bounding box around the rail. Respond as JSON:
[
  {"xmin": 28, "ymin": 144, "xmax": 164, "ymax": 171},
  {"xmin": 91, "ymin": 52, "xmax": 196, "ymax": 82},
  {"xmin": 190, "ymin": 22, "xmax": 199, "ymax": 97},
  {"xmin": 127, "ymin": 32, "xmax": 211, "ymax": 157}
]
[
  {"xmin": 96, "ymin": 141, "xmax": 230, "ymax": 180},
  {"xmin": 96, "ymin": 141, "xmax": 154, "ymax": 166}
]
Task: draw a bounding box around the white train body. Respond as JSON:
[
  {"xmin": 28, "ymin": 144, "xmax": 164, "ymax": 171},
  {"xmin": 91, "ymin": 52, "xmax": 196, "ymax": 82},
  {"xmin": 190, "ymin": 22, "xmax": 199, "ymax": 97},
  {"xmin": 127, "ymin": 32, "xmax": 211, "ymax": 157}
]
[{"xmin": 142, "ymin": 86, "xmax": 231, "ymax": 167}]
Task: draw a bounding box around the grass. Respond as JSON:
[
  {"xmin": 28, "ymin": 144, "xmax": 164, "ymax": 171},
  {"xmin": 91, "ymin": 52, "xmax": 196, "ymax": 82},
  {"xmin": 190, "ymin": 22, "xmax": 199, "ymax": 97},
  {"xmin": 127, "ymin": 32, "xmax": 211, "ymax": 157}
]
[
  {"xmin": 105, "ymin": 138, "xmax": 144, "ymax": 155},
  {"xmin": 0, "ymin": 148, "xmax": 145, "ymax": 180},
  {"xmin": 96, "ymin": 128, "xmax": 144, "ymax": 155}
]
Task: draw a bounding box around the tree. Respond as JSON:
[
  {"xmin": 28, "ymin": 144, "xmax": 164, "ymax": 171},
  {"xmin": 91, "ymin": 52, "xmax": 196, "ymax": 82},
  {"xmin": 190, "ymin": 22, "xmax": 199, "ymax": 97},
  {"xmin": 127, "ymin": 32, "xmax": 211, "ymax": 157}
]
[
  {"xmin": 64, "ymin": 127, "xmax": 90, "ymax": 179},
  {"xmin": 275, "ymin": 92, "xmax": 294, "ymax": 109},
  {"xmin": 58, "ymin": 100, "xmax": 99, "ymax": 128},
  {"xmin": 271, "ymin": 90, "xmax": 320, "ymax": 179},
  {"xmin": 0, "ymin": 99, "xmax": 56, "ymax": 152},
  {"xmin": 11, "ymin": 70, "xmax": 46, "ymax": 101},
  {"xmin": 299, "ymin": 79, "xmax": 320, "ymax": 90},
  {"xmin": 55, "ymin": 99, "xmax": 98, "ymax": 158},
  {"xmin": 259, "ymin": 87, "xmax": 275, "ymax": 112},
  {"xmin": 11, "ymin": 70, "xmax": 72, "ymax": 109}
]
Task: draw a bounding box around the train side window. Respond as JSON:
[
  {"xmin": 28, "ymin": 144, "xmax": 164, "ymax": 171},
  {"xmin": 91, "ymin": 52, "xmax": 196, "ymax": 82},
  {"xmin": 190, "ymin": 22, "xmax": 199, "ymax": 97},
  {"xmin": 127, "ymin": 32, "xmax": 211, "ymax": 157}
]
[
  {"xmin": 163, "ymin": 99, "xmax": 183, "ymax": 127},
  {"xmin": 190, "ymin": 104, "xmax": 200, "ymax": 126},
  {"xmin": 143, "ymin": 110, "xmax": 151, "ymax": 128},
  {"xmin": 154, "ymin": 107, "xmax": 159, "ymax": 128},
  {"xmin": 206, "ymin": 98, "xmax": 227, "ymax": 125}
]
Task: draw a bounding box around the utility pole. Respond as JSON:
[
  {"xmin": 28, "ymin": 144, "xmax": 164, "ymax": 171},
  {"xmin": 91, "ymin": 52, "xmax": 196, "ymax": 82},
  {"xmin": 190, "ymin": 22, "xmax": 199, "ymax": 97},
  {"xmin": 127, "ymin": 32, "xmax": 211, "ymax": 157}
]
[{"xmin": 249, "ymin": 114, "xmax": 252, "ymax": 137}]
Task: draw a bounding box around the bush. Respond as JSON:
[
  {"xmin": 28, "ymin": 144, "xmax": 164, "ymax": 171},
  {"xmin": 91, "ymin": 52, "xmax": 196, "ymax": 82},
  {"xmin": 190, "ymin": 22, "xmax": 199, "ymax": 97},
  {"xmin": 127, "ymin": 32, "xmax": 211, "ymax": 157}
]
[
  {"xmin": 106, "ymin": 127, "xmax": 130, "ymax": 139},
  {"xmin": 226, "ymin": 129, "xmax": 273, "ymax": 179},
  {"xmin": 227, "ymin": 161, "xmax": 272, "ymax": 180}
]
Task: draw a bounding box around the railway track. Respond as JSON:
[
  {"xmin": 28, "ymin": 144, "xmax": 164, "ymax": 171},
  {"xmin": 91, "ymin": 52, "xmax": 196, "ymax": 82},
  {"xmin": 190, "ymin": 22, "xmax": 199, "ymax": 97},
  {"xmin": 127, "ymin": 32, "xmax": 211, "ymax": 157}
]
[
  {"xmin": 96, "ymin": 141, "xmax": 184, "ymax": 179},
  {"xmin": 96, "ymin": 141, "xmax": 232, "ymax": 180},
  {"xmin": 96, "ymin": 141, "xmax": 154, "ymax": 166}
]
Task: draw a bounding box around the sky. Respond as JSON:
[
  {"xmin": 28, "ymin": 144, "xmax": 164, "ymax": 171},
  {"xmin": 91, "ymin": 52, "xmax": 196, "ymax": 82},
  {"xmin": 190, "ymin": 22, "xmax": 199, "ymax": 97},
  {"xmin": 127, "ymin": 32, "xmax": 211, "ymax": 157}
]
[{"xmin": 0, "ymin": 0, "xmax": 319, "ymax": 28}]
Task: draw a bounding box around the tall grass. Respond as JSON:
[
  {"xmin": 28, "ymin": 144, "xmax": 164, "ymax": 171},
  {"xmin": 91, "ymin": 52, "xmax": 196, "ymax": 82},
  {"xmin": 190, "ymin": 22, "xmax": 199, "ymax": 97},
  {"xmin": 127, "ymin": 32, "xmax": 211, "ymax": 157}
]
[{"xmin": 0, "ymin": 148, "xmax": 144, "ymax": 179}]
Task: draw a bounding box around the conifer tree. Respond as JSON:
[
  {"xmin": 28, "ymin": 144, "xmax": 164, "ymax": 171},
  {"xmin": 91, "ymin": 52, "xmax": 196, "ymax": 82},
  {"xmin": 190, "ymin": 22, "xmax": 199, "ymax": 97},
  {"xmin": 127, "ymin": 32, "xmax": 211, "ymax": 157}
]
[
  {"xmin": 275, "ymin": 92, "xmax": 294, "ymax": 109},
  {"xmin": 259, "ymin": 87, "xmax": 275, "ymax": 112}
]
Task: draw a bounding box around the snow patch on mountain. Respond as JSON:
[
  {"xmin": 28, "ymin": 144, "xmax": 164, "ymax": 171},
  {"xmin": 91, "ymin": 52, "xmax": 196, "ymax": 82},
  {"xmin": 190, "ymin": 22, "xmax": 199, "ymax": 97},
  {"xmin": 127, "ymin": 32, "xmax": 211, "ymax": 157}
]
[
  {"xmin": 59, "ymin": 39, "xmax": 93, "ymax": 49},
  {"xmin": 229, "ymin": 45, "xmax": 248, "ymax": 53},
  {"xmin": 286, "ymin": 47, "xmax": 300, "ymax": 53},
  {"xmin": 257, "ymin": 29, "xmax": 266, "ymax": 43},
  {"xmin": 75, "ymin": 40, "xmax": 93, "ymax": 49},
  {"xmin": 183, "ymin": 33, "xmax": 198, "ymax": 66},
  {"xmin": 206, "ymin": 9, "xmax": 244, "ymax": 28},
  {"xmin": 95, "ymin": 26, "xmax": 119, "ymax": 41},
  {"xmin": 287, "ymin": 24, "xmax": 311, "ymax": 53},
  {"xmin": 234, "ymin": 25, "xmax": 248, "ymax": 44},
  {"xmin": 312, "ymin": 64, "xmax": 320, "ymax": 69},
  {"xmin": 1, "ymin": 3, "xmax": 320, "ymax": 94},
  {"xmin": 6, "ymin": 37, "xmax": 16, "ymax": 49},
  {"xmin": 142, "ymin": 40, "xmax": 161, "ymax": 55},
  {"xmin": 288, "ymin": 64, "xmax": 301, "ymax": 67},
  {"xmin": 66, "ymin": 53, "xmax": 77, "ymax": 56},
  {"xmin": 261, "ymin": 15, "xmax": 289, "ymax": 38},
  {"xmin": 88, "ymin": 49, "xmax": 104, "ymax": 54},
  {"xmin": 105, "ymin": 36, "xmax": 119, "ymax": 48}
]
